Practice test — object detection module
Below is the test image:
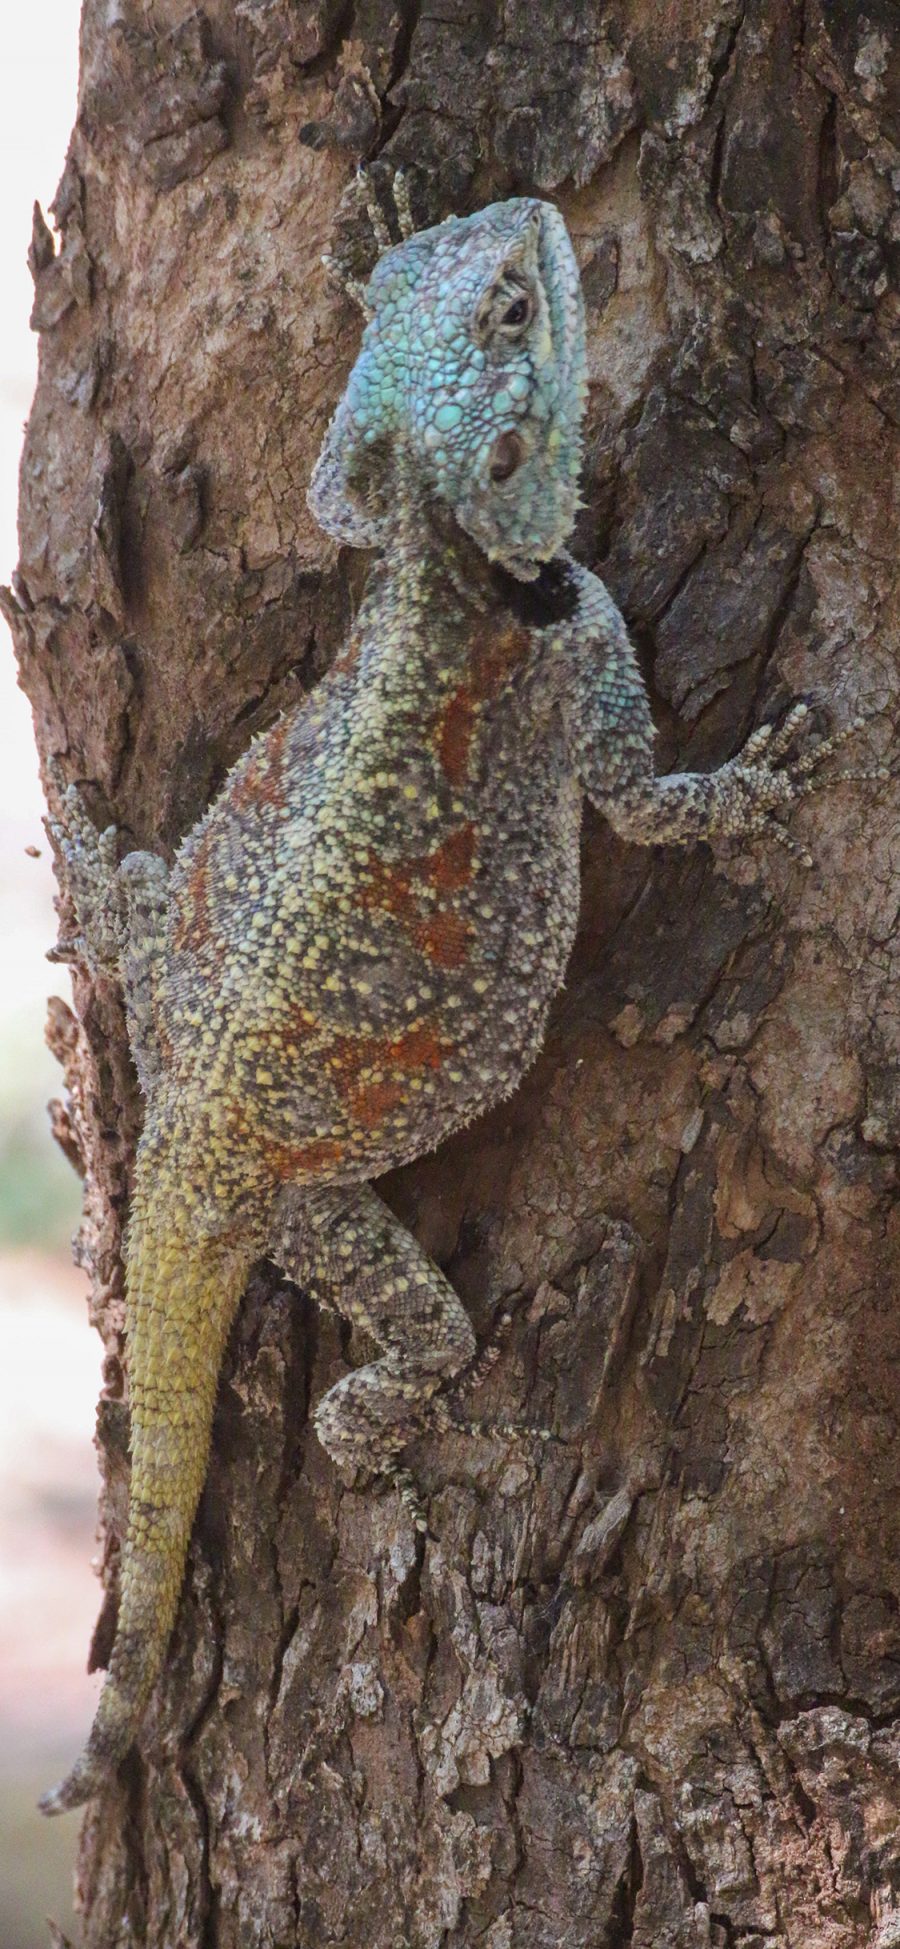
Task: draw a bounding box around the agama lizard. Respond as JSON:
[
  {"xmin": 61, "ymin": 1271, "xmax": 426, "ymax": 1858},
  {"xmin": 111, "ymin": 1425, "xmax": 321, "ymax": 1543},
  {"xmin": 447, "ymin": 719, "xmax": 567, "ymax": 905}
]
[{"xmin": 42, "ymin": 181, "xmax": 876, "ymax": 1812}]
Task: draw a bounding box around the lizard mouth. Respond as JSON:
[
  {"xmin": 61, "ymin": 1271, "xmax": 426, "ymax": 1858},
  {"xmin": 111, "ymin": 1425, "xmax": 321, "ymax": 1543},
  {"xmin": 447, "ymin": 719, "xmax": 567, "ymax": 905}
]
[
  {"xmin": 504, "ymin": 554, "xmax": 543, "ymax": 581},
  {"xmin": 496, "ymin": 541, "xmax": 557, "ymax": 581}
]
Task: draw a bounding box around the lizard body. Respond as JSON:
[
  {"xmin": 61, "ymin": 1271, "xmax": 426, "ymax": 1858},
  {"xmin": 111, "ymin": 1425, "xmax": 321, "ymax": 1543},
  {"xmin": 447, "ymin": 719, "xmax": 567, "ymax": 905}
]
[{"xmin": 43, "ymin": 188, "xmax": 871, "ymax": 1813}]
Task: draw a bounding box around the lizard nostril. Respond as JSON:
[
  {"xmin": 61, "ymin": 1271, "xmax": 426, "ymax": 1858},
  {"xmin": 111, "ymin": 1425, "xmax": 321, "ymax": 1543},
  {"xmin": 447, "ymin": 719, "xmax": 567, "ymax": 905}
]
[{"xmin": 489, "ymin": 431, "xmax": 525, "ymax": 482}]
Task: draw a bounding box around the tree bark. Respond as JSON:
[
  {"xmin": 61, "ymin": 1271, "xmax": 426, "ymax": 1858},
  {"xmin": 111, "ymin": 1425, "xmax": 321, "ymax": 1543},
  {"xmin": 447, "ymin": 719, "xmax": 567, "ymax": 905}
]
[{"xmin": 7, "ymin": 1, "xmax": 899, "ymax": 1943}]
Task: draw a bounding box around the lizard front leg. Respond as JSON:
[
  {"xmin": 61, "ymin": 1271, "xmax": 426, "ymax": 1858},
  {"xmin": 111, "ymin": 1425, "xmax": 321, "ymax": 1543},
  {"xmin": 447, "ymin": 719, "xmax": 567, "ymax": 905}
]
[
  {"xmin": 273, "ymin": 1183, "xmax": 476, "ymax": 1523},
  {"xmin": 47, "ymin": 772, "xmax": 170, "ymax": 1093},
  {"xmin": 557, "ymin": 561, "xmax": 882, "ymax": 865}
]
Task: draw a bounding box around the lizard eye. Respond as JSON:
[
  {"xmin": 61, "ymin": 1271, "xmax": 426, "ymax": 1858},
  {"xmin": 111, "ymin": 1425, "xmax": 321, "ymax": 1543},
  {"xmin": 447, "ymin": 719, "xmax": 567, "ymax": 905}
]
[
  {"xmin": 499, "ymin": 293, "xmax": 532, "ymax": 332},
  {"xmin": 489, "ymin": 430, "xmax": 525, "ymax": 482},
  {"xmin": 473, "ymin": 277, "xmax": 535, "ymax": 342}
]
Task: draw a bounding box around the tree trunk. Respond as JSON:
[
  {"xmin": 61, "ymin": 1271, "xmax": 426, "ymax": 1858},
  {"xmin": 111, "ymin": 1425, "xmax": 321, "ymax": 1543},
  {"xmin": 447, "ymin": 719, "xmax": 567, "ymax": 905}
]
[{"xmin": 7, "ymin": 1, "xmax": 899, "ymax": 1943}]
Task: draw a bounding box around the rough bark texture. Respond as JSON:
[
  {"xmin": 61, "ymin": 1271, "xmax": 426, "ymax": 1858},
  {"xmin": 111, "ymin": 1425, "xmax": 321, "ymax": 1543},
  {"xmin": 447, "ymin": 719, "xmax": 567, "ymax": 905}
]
[{"xmin": 7, "ymin": 1, "xmax": 899, "ymax": 1944}]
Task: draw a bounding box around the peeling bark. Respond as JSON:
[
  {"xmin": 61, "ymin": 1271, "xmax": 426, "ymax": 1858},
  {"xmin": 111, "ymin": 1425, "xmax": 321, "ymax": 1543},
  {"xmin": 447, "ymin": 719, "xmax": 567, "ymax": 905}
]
[{"xmin": 8, "ymin": 1, "xmax": 899, "ymax": 1943}]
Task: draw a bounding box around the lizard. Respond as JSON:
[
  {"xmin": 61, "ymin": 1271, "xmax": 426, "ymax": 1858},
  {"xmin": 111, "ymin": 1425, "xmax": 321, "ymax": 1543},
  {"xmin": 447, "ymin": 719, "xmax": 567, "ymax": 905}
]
[{"xmin": 40, "ymin": 177, "xmax": 878, "ymax": 1814}]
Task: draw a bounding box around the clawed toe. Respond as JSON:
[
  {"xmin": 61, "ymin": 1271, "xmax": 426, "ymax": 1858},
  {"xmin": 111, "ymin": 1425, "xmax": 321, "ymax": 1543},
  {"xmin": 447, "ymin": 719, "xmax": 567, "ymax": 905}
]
[
  {"xmin": 428, "ymin": 1307, "xmax": 554, "ymax": 1443},
  {"xmin": 784, "ymin": 715, "xmax": 867, "ymax": 782},
  {"xmin": 356, "ymin": 165, "xmax": 416, "ymax": 249},
  {"xmin": 757, "ymin": 700, "xmax": 811, "ymax": 770},
  {"xmin": 391, "ymin": 170, "xmax": 415, "ymax": 242},
  {"xmin": 745, "ymin": 705, "xmax": 882, "ymax": 789},
  {"xmin": 795, "ymin": 762, "xmax": 890, "ymax": 799},
  {"xmin": 382, "ymin": 1463, "xmax": 428, "ymax": 1533},
  {"xmin": 323, "ymin": 167, "xmax": 418, "ymax": 314},
  {"xmin": 438, "ymin": 1309, "xmax": 514, "ymax": 1413},
  {"xmin": 763, "ymin": 823, "xmax": 814, "ymax": 869},
  {"xmin": 436, "ymin": 1404, "xmax": 554, "ymax": 1443}
]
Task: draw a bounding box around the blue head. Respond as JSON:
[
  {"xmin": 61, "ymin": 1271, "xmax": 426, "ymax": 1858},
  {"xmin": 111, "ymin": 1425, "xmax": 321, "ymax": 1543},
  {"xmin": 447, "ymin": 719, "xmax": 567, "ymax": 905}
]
[{"xmin": 309, "ymin": 198, "xmax": 587, "ymax": 579}]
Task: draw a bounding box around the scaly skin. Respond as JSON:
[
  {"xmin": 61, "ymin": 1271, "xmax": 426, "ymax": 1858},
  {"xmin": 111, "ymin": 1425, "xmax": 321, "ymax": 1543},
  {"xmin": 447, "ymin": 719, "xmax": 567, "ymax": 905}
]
[{"xmin": 42, "ymin": 188, "xmax": 875, "ymax": 1813}]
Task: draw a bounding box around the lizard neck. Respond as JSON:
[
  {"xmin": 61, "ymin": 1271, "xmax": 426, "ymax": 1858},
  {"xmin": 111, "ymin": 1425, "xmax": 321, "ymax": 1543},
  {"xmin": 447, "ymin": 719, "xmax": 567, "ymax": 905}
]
[
  {"xmin": 367, "ymin": 479, "xmax": 581, "ymax": 669},
  {"xmin": 332, "ymin": 497, "xmax": 580, "ymax": 806}
]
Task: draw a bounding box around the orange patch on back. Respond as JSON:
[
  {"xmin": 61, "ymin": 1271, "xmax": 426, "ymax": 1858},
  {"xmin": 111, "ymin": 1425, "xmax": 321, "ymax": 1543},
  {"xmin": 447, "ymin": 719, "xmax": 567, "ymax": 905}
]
[
  {"xmin": 350, "ymin": 1079, "xmax": 409, "ymax": 1126},
  {"xmin": 393, "ymin": 1026, "xmax": 443, "ymax": 1069},
  {"xmin": 415, "ymin": 912, "xmax": 470, "ymax": 969},
  {"xmin": 426, "ymin": 824, "xmax": 475, "ymax": 891},
  {"xmin": 360, "ymin": 854, "xmax": 415, "ymax": 924},
  {"xmin": 437, "ymin": 686, "xmax": 476, "ymax": 785},
  {"xmin": 434, "ymin": 623, "xmax": 529, "ymax": 784},
  {"xmin": 269, "ymin": 1135, "xmax": 346, "ymax": 1177},
  {"xmin": 357, "ymin": 825, "xmax": 476, "ymax": 969},
  {"xmin": 327, "ymin": 1023, "xmax": 446, "ymax": 1128},
  {"xmin": 330, "ymin": 1024, "xmax": 444, "ymax": 1082},
  {"xmin": 470, "ymin": 621, "xmax": 530, "ymax": 701},
  {"xmin": 360, "ymin": 824, "xmax": 476, "ymax": 908}
]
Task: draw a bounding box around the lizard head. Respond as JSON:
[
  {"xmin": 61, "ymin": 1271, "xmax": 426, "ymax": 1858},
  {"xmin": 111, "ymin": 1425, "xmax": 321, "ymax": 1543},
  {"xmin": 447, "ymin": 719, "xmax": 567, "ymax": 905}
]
[{"xmin": 308, "ymin": 197, "xmax": 587, "ymax": 580}]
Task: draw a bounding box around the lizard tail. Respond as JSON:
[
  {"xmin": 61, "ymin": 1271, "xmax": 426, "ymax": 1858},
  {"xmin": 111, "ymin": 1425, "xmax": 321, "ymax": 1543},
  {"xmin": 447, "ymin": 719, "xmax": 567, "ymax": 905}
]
[{"xmin": 39, "ymin": 1199, "xmax": 252, "ymax": 1815}]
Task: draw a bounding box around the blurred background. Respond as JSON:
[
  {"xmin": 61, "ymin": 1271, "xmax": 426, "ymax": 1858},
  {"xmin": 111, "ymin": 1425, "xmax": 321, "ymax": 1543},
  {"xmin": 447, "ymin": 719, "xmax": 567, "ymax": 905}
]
[{"xmin": 1, "ymin": 9, "xmax": 103, "ymax": 1945}]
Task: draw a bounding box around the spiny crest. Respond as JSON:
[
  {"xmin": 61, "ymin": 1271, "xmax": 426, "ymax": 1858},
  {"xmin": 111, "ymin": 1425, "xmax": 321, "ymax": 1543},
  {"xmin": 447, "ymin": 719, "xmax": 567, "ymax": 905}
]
[{"xmin": 309, "ymin": 189, "xmax": 588, "ymax": 579}]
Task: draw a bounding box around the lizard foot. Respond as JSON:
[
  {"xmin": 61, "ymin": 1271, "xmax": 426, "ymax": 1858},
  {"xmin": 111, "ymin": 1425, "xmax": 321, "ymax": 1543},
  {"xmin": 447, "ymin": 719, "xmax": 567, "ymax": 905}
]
[
  {"xmin": 322, "ymin": 166, "xmax": 417, "ymax": 315},
  {"xmin": 443, "ymin": 1307, "xmax": 515, "ymax": 1397},
  {"xmin": 708, "ymin": 703, "xmax": 888, "ymax": 867},
  {"xmin": 321, "ymin": 1423, "xmax": 431, "ymax": 1533},
  {"xmin": 45, "ymin": 761, "xmax": 123, "ymax": 976},
  {"xmin": 433, "ymin": 1311, "xmax": 554, "ymax": 1443}
]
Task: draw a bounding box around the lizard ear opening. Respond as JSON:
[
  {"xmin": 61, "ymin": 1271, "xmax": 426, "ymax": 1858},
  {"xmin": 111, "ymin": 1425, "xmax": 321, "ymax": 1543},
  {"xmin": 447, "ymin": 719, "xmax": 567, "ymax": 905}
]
[
  {"xmin": 343, "ymin": 432, "xmax": 396, "ymax": 522},
  {"xmin": 489, "ymin": 430, "xmax": 526, "ymax": 482}
]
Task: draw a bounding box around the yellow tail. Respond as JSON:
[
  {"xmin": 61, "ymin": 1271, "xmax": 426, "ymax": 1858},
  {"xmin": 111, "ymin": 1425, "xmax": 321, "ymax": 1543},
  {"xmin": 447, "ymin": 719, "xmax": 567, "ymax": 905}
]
[{"xmin": 40, "ymin": 1187, "xmax": 253, "ymax": 1814}]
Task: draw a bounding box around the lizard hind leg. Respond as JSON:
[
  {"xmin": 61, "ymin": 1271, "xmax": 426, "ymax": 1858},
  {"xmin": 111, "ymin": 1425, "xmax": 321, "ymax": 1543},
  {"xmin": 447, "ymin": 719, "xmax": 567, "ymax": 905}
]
[{"xmin": 273, "ymin": 1183, "xmax": 476, "ymax": 1522}]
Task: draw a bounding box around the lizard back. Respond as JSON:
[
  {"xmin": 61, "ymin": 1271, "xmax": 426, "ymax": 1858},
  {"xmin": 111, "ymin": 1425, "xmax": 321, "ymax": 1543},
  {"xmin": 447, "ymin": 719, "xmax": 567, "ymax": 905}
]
[{"xmin": 162, "ymin": 543, "xmax": 584, "ymax": 1192}]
